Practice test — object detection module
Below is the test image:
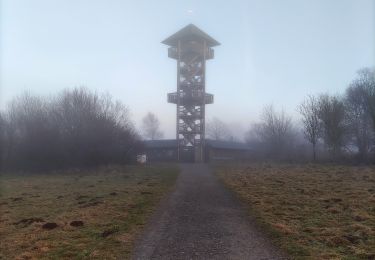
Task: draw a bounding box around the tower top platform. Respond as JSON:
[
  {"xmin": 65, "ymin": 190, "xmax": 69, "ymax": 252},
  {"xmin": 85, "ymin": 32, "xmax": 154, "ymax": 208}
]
[{"xmin": 162, "ymin": 24, "xmax": 220, "ymax": 47}]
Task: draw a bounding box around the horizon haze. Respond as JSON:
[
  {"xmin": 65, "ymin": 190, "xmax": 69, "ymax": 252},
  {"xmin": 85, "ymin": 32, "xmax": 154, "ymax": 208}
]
[{"xmin": 1, "ymin": 0, "xmax": 374, "ymax": 139}]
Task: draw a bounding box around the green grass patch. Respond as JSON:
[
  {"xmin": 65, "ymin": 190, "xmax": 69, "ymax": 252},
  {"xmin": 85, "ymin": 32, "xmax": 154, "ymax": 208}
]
[
  {"xmin": 0, "ymin": 164, "xmax": 178, "ymax": 259},
  {"xmin": 217, "ymin": 163, "xmax": 375, "ymax": 259}
]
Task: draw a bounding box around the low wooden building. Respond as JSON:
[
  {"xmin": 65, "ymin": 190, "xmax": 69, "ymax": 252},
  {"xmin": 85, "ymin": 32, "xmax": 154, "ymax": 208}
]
[
  {"xmin": 204, "ymin": 140, "xmax": 252, "ymax": 161},
  {"xmin": 143, "ymin": 139, "xmax": 252, "ymax": 162},
  {"xmin": 143, "ymin": 139, "xmax": 178, "ymax": 162}
]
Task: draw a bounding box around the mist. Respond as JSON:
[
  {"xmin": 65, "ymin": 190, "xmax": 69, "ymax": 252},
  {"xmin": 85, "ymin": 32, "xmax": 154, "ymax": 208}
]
[
  {"xmin": 1, "ymin": 1, "xmax": 375, "ymax": 259},
  {"xmin": 1, "ymin": 0, "xmax": 374, "ymax": 140}
]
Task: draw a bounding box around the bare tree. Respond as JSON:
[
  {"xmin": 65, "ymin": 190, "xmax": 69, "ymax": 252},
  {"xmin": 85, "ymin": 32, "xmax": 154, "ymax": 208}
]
[
  {"xmin": 251, "ymin": 105, "xmax": 295, "ymax": 160},
  {"xmin": 206, "ymin": 117, "xmax": 231, "ymax": 141},
  {"xmin": 350, "ymin": 68, "xmax": 375, "ymax": 136},
  {"xmin": 345, "ymin": 83, "xmax": 373, "ymax": 161},
  {"xmin": 142, "ymin": 112, "xmax": 163, "ymax": 140},
  {"xmin": 0, "ymin": 113, "xmax": 5, "ymax": 170},
  {"xmin": 244, "ymin": 123, "xmax": 261, "ymax": 144},
  {"xmin": 298, "ymin": 95, "xmax": 321, "ymax": 161},
  {"xmin": 318, "ymin": 94, "xmax": 347, "ymax": 159}
]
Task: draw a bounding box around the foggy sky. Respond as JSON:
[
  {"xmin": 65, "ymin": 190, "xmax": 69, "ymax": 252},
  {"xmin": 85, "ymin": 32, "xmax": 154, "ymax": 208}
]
[{"xmin": 1, "ymin": 0, "xmax": 374, "ymax": 139}]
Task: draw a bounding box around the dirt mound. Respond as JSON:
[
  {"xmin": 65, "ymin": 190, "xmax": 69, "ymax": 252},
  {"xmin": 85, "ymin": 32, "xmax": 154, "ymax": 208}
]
[
  {"xmin": 70, "ymin": 220, "xmax": 84, "ymax": 227},
  {"xmin": 42, "ymin": 222, "xmax": 58, "ymax": 230}
]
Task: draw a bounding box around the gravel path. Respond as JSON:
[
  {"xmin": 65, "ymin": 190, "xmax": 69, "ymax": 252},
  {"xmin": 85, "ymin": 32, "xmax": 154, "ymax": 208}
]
[{"xmin": 132, "ymin": 163, "xmax": 286, "ymax": 259}]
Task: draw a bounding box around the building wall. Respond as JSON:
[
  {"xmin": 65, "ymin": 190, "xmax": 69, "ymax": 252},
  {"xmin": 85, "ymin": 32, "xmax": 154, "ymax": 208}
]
[
  {"xmin": 145, "ymin": 148, "xmax": 177, "ymax": 162},
  {"xmin": 206, "ymin": 148, "xmax": 250, "ymax": 162},
  {"xmin": 144, "ymin": 145, "xmax": 251, "ymax": 162}
]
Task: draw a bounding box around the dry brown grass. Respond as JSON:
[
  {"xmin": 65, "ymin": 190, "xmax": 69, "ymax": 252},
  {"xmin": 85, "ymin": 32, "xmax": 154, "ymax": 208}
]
[
  {"xmin": 217, "ymin": 163, "xmax": 375, "ymax": 259},
  {"xmin": 0, "ymin": 164, "xmax": 178, "ymax": 259}
]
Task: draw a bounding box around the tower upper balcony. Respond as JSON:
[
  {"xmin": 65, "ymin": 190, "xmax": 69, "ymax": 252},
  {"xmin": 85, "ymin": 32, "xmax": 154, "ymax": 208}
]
[
  {"xmin": 168, "ymin": 46, "xmax": 214, "ymax": 60},
  {"xmin": 162, "ymin": 24, "xmax": 220, "ymax": 59}
]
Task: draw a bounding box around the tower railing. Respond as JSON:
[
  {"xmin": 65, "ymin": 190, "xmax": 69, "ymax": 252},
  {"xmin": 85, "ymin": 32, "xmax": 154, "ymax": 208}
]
[
  {"xmin": 168, "ymin": 47, "xmax": 214, "ymax": 60},
  {"xmin": 167, "ymin": 92, "xmax": 214, "ymax": 104}
]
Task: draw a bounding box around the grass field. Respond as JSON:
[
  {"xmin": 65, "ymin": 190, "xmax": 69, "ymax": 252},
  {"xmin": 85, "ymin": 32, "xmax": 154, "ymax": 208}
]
[
  {"xmin": 218, "ymin": 163, "xmax": 375, "ymax": 259},
  {"xmin": 0, "ymin": 164, "xmax": 178, "ymax": 259}
]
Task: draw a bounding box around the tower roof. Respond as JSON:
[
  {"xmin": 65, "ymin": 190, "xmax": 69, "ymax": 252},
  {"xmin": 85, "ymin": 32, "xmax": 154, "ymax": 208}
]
[{"xmin": 162, "ymin": 24, "xmax": 220, "ymax": 47}]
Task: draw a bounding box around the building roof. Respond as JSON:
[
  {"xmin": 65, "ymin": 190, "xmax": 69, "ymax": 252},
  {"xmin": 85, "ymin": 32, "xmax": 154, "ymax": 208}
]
[
  {"xmin": 143, "ymin": 139, "xmax": 252, "ymax": 151},
  {"xmin": 162, "ymin": 24, "xmax": 220, "ymax": 47}
]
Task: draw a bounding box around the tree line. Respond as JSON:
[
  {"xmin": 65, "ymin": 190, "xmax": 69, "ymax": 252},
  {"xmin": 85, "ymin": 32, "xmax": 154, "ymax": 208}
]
[
  {"xmin": 245, "ymin": 68, "xmax": 375, "ymax": 163},
  {"xmin": 206, "ymin": 68, "xmax": 375, "ymax": 163},
  {"xmin": 1, "ymin": 68, "xmax": 374, "ymax": 170},
  {"xmin": 0, "ymin": 88, "xmax": 142, "ymax": 171}
]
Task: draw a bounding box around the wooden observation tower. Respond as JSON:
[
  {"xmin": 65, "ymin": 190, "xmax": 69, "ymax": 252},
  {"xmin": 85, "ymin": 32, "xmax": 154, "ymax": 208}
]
[{"xmin": 162, "ymin": 24, "xmax": 220, "ymax": 162}]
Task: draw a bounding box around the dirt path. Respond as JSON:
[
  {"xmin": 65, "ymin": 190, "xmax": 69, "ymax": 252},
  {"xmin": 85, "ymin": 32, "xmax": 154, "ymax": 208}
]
[{"xmin": 133, "ymin": 164, "xmax": 286, "ymax": 259}]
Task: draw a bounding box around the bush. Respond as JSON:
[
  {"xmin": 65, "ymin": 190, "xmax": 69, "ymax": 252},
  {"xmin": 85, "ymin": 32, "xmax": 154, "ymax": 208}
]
[{"xmin": 0, "ymin": 88, "xmax": 142, "ymax": 171}]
